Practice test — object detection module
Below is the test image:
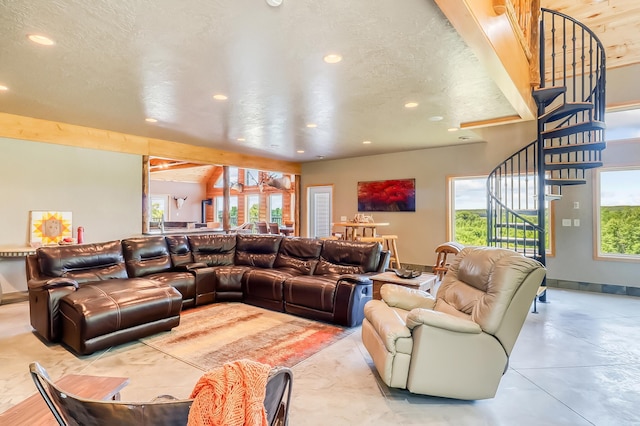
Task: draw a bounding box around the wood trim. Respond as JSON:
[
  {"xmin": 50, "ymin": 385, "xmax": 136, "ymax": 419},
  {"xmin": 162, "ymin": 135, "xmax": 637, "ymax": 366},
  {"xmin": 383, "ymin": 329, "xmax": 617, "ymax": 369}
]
[
  {"xmin": 434, "ymin": 0, "xmax": 536, "ymax": 120},
  {"xmin": 0, "ymin": 112, "xmax": 301, "ymax": 175},
  {"xmin": 142, "ymin": 155, "xmax": 150, "ymax": 234},
  {"xmin": 461, "ymin": 114, "xmax": 524, "ymax": 129}
]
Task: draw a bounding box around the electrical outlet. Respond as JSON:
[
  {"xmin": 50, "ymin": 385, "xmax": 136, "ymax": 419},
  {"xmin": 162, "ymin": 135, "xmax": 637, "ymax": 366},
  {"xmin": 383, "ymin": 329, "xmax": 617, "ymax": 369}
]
[
  {"xmin": 562, "ymin": 219, "xmax": 572, "ymax": 227},
  {"xmin": 573, "ymin": 201, "xmax": 580, "ymax": 209},
  {"xmin": 340, "ymin": 216, "xmax": 347, "ymax": 222},
  {"xmin": 574, "ymin": 219, "xmax": 580, "ymax": 227}
]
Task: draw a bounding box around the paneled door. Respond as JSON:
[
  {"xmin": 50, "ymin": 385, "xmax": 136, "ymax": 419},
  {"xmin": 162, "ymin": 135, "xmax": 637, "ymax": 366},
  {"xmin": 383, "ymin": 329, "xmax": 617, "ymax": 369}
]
[{"xmin": 307, "ymin": 185, "xmax": 333, "ymax": 239}]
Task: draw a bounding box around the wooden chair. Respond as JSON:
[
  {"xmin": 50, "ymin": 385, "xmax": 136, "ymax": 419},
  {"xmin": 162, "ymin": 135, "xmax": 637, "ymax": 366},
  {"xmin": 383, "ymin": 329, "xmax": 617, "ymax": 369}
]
[
  {"xmin": 433, "ymin": 241, "xmax": 464, "ymax": 280},
  {"xmin": 256, "ymin": 222, "xmax": 269, "ymax": 234},
  {"xmin": 268, "ymin": 222, "xmax": 280, "ymax": 234}
]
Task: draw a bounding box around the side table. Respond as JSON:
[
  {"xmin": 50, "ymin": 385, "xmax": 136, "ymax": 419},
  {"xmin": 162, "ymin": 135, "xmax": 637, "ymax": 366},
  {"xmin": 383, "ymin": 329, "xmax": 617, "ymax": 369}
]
[{"xmin": 370, "ymin": 271, "xmax": 438, "ymax": 300}]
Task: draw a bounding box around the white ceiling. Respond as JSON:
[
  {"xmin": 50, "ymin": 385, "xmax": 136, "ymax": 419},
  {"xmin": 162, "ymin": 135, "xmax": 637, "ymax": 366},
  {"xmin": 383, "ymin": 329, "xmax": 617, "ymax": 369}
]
[
  {"xmin": 1, "ymin": 1, "xmax": 638, "ymax": 164},
  {"xmin": 0, "ymin": 0, "xmax": 518, "ymax": 162}
]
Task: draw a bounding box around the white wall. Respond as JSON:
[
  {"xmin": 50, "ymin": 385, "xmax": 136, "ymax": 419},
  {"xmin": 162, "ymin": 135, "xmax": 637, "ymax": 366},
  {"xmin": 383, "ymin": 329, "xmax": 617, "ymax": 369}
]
[
  {"xmin": 301, "ymin": 124, "xmax": 640, "ymax": 289},
  {"xmin": 0, "ymin": 138, "xmax": 142, "ymax": 293},
  {"xmin": 150, "ymin": 180, "xmax": 207, "ymax": 222}
]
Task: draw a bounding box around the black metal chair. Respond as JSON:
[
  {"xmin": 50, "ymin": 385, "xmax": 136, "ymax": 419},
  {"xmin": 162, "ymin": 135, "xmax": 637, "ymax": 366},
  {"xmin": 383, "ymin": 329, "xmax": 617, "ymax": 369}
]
[{"xmin": 30, "ymin": 362, "xmax": 293, "ymax": 426}]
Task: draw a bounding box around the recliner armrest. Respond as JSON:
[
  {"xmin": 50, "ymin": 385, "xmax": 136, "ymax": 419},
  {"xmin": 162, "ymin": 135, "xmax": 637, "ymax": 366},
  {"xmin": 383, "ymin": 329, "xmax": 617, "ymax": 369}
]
[
  {"xmin": 381, "ymin": 284, "xmax": 435, "ymax": 311},
  {"xmin": 406, "ymin": 309, "xmax": 481, "ymax": 334},
  {"xmin": 364, "ymin": 300, "xmax": 412, "ymax": 354}
]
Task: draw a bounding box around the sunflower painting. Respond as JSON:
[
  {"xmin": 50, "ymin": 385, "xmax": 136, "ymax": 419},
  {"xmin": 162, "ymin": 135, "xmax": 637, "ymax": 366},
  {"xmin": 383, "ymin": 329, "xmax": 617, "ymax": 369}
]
[{"xmin": 30, "ymin": 211, "xmax": 72, "ymax": 246}]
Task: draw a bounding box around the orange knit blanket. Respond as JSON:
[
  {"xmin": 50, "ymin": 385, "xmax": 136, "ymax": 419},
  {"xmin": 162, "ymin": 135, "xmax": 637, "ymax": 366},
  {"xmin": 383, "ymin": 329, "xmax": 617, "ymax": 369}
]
[{"xmin": 188, "ymin": 359, "xmax": 272, "ymax": 426}]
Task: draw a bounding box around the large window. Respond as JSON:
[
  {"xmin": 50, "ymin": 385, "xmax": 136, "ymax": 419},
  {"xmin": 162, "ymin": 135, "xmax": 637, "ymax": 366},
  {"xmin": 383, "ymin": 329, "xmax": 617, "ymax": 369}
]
[
  {"xmin": 246, "ymin": 194, "xmax": 260, "ymax": 224},
  {"xmin": 215, "ymin": 196, "xmax": 238, "ymax": 226},
  {"xmin": 214, "ymin": 167, "xmax": 238, "ymax": 188},
  {"xmin": 596, "ymin": 167, "xmax": 640, "ymax": 259},
  {"xmin": 448, "ymin": 176, "xmax": 554, "ymax": 253},
  {"xmin": 448, "ymin": 176, "xmax": 488, "ymax": 246},
  {"xmin": 269, "ymin": 194, "xmax": 283, "ymax": 224},
  {"xmin": 244, "ymin": 169, "xmax": 260, "ymax": 186}
]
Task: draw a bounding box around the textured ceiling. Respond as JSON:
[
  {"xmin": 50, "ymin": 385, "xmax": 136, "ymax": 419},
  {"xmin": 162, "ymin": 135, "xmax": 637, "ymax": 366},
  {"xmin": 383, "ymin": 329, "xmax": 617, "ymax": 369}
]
[
  {"xmin": 0, "ymin": 1, "xmax": 638, "ymax": 164},
  {"xmin": 0, "ymin": 0, "xmax": 517, "ymax": 162}
]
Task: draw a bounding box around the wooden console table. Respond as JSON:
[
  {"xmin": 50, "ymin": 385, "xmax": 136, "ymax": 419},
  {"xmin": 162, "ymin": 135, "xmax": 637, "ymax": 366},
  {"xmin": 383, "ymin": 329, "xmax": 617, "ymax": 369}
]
[
  {"xmin": 370, "ymin": 271, "xmax": 438, "ymax": 300},
  {"xmin": 0, "ymin": 374, "xmax": 129, "ymax": 425}
]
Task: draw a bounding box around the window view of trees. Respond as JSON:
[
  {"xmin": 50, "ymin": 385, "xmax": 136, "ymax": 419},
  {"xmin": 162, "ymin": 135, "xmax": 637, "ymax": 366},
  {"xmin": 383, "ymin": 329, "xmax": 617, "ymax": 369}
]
[
  {"xmin": 450, "ymin": 176, "xmax": 552, "ymax": 251},
  {"xmin": 598, "ymin": 168, "xmax": 640, "ymax": 256}
]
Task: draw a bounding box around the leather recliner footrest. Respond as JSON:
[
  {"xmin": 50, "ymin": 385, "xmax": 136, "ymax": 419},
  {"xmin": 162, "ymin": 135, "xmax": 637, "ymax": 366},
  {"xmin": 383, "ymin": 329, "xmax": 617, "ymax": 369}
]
[{"xmin": 59, "ymin": 278, "xmax": 182, "ymax": 355}]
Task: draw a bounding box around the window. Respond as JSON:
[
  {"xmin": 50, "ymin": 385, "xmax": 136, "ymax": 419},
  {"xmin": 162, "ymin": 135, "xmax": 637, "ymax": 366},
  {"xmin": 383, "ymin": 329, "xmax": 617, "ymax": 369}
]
[
  {"xmin": 214, "ymin": 167, "xmax": 238, "ymax": 188},
  {"xmin": 448, "ymin": 176, "xmax": 554, "ymax": 254},
  {"xmin": 150, "ymin": 195, "xmax": 169, "ymax": 221},
  {"xmin": 215, "ymin": 196, "xmax": 238, "ymax": 226},
  {"xmin": 244, "ymin": 169, "xmax": 260, "ymax": 186},
  {"xmin": 269, "ymin": 194, "xmax": 283, "ymax": 224},
  {"xmin": 448, "ymin": 176, "xmax": 488, "ymax": 246},
  {"xmin": 596, "ymin": 167, "xmax": 640, "ymax": 259},
  {"xmin": 246, "ymin": 194, "xmax": 260, "ymax": 224}
]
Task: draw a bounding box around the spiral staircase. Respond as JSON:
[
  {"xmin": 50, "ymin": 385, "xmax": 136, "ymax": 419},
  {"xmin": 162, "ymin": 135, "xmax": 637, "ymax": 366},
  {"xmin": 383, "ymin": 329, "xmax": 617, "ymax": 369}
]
[{"xmin": 487, "ymin": 8, "xmax": 607, "ymax": 306}]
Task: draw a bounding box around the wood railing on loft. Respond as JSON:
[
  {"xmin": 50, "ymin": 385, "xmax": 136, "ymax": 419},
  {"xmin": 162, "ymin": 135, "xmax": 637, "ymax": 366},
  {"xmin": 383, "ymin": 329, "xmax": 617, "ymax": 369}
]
[{"xmin": 493, "ymin": 0, "xmax": 540, "ymax": 85}]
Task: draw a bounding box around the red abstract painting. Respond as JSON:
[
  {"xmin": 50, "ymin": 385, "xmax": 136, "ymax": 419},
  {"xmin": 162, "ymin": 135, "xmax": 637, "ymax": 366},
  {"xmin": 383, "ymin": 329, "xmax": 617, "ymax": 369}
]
[{"xmin": 357, "ymin": 179, "xmax": 416, "ymax": 212}]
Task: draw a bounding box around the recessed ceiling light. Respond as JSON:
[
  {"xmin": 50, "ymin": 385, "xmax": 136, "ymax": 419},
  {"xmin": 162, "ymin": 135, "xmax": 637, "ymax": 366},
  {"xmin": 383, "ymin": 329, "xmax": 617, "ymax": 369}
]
[
  {"xmin": 429, "ymin": 115, "xmax": 444, "ymax": 121},
  {"xmin": 448, "ymin": 127, "xmax": 459, "ymax": 132},
  {"xmin": 266, "ymin": 0, "xmax": 283, "ymax": 6},
  {"xmin": 28, "ymin": 34, "xmax": 55, "ymax": 46},
  {"xmin": 306, "ymin": 123, "xmax": 317, "ymax": 128},
  {"xmin": 0, "ymin": 85, "xmax": 8, "ymax": 91},
  {"xmin": 404, "ymin": 102, "xmax": 419, "ymax": 108},
  {"xmin": 323, "ymin": 54, "xmax": 342, "ymax": 64},
  {"xmin": 362, "ymin": 140, "xmax": 372, "ymax": 145},
  {"xmin": 212, "ymin": 94, "xmax": 228, "ymax": 101},
  {"xmin": 296, "ymin": 150, "xmax": 305, "ymax": 154},
  {"xmin": 458, "ymin": 136, "xmax": 471, "ymax": 140},
  {"xmin": 237, "ymin": 137, "xmax": 246, "ymax": 142},
  {"xmin": 145, "ymin": 118, "xmax": 158, "ymax": 123}
]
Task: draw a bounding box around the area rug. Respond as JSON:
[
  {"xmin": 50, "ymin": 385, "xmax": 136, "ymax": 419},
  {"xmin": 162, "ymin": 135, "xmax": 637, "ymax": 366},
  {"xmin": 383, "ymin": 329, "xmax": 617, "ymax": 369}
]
[{"xmin": 140, "ymin": 303, "xmax": 354, "ymax": 371}]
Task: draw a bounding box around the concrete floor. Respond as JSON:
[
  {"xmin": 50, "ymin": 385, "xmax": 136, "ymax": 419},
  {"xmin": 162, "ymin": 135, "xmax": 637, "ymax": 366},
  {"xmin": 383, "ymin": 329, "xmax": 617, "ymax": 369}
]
[{"xmin": 1, "ymin": 288, "xmax": 639, "ymax": 425}]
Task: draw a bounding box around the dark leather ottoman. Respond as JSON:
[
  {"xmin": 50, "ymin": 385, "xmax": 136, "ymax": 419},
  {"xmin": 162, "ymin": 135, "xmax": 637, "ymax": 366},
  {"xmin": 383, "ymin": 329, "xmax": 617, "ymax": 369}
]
[{"xmin": 59, "ymin": 278, "xmax": 182, "ymax": 355}]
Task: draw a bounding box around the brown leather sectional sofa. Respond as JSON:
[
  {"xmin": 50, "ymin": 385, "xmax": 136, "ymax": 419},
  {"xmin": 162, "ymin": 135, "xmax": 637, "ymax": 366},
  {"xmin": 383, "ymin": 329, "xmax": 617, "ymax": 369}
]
[{"xmin": 26, "ymin": 234, "xmax": 388, "ymax": 355}]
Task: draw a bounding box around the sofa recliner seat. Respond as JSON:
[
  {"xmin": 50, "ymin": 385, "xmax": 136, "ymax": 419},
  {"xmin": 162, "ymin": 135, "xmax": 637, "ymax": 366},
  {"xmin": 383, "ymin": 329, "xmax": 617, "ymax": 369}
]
[{"xmin": 59, "ymin": 278, "xmax": 182, "ymax": 355}]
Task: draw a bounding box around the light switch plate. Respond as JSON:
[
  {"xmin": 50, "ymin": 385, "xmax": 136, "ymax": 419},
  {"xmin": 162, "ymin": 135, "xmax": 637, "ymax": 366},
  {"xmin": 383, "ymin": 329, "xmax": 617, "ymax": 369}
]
[
  {"xmin": 574, "ymin": 219, "xmax": 580, "ymax": 227},
  {"xmin": 340, "ymin": 216, "xmax": 347, "ymax": 222},
  {"xmin": 562, "ymin": 219, "xmax": 572, "ymax": 227}
]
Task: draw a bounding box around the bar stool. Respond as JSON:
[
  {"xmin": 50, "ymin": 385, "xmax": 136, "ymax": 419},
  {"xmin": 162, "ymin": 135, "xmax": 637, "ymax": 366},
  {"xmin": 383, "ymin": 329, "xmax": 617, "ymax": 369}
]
[{"xmin": 380, "ymin": 235, "xmax": 401, "ymax": 269}]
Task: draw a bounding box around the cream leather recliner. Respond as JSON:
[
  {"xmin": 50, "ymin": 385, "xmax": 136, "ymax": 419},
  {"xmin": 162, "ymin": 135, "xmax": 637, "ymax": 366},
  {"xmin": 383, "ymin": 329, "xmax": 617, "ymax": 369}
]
[{"xmin": 361, "ymin": 246, "xmax": 546, "ymax": 400}]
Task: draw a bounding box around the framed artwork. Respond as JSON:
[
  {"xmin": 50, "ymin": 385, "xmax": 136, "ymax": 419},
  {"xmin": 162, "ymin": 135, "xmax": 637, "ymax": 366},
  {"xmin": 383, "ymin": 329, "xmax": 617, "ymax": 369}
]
[
  {"xmin": 30, "ymin": 211, "xmax": 72, "ymax": 246},
  {"xmin": 357, "ymin": 179, "xmax": 416, "ymax": 212}
]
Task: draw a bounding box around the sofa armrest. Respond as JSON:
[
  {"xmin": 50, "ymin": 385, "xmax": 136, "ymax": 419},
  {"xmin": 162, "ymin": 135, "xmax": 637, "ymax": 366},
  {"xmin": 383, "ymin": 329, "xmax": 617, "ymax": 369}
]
[
  {"xmin": 337, "ymin": 273, "xmax": 372, "ymax": 285},
  {"xmin": 406, "ymin": 309, "xmax": 482, "ymax": 334},
  {"xmin": 28, "ymin": 277, "xmax": 79, "ymax": 291},
  {"xmin": 381, "ymin": 284, "xmax": 435, "ymax": 311},
  {"xmin": 43, "ymin": 277, "xmax": 79, "ymax": 290},
  {"xmin": 174, "ymin": 262, "xmax": 208, "ymax": 272}
]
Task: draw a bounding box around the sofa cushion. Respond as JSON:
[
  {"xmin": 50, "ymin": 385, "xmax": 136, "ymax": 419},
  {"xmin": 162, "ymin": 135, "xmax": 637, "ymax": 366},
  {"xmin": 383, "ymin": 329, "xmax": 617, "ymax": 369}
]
[
  {"xmin": 188, "ymin": 234, "xmax": 236, "ymax": 266},
  {"xmin": 315, "ymin": 240, "xmax": 382, "ymax": 275},
  {"xmin": 243, "ymin": 269, "xmax": 293, "ymax": 302},
  {"xmin": 145, "ymin": 271, "xmax": 196, "ymax": 303},
  {"xmin": 122, "ymin": 237, "xmax": 172, "ymax": 277},
  {"xmin": 36, "ymin": 240, "xmax": 127, "ymax": 282},
  {"xmin": 273, "ymin": 237, "xmax": 322, "ymax": 275},
  {"xmin": 165, "ymin": 235, "xmax": 193, "ymax": 266},
  {"xmin": 235, "ymin": 234, "xmax": 282, "ymax": 268}
]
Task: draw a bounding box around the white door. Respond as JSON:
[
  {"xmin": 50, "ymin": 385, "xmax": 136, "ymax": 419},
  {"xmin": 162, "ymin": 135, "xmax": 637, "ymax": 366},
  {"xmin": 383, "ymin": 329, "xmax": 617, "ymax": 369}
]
[{"xmin": 307, "ymin": 185, "xmax": 333, "ymax": 238}]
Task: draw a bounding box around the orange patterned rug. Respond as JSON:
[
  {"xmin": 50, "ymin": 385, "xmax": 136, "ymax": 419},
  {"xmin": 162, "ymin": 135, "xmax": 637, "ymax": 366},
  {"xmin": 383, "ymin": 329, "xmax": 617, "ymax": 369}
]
[{"xmin": 140, "ymin": 302, "xmax": 354, "ymax": 371}]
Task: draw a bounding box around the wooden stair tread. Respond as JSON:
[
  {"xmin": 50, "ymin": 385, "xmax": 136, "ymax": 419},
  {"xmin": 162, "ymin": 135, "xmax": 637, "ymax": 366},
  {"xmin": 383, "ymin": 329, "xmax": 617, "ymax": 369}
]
[
  {"xmin": 544, "ymin": 141, "xmax": 606, "ymax": 155},
  {"xmin": 541, "ymin": 121, "xmax": 605, "ymax": 139}
]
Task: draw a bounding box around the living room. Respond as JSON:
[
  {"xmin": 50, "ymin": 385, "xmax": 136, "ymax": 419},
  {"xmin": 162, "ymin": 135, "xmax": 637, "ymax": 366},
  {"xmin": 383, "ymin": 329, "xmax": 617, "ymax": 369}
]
[{"xmin": 1, "ymin": 1, "xmax": 640, "ymax": 424}]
